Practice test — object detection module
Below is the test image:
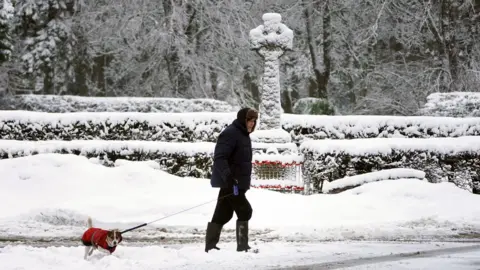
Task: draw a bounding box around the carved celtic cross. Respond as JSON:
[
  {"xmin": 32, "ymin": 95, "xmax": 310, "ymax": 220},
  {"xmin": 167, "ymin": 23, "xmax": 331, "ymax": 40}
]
[{"xmin": 249, "ymin": 13, "xmax": 293, "ymax": 131}]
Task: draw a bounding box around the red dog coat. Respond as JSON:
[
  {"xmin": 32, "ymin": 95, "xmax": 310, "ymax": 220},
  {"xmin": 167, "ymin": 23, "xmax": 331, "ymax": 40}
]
[{"xmin": 81, "ymin": 228, "xmax": 122, "ymax": 253}]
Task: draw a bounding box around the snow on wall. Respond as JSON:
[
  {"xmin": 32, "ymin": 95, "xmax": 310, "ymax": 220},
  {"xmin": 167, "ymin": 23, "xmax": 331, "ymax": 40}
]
[
  {"xmin": 1, "ymin": 94, "xmax": 239, "ymax": 113},
  {"xmin": 419, "ymin": 92, "xmax": 480, "ymax": 117}
]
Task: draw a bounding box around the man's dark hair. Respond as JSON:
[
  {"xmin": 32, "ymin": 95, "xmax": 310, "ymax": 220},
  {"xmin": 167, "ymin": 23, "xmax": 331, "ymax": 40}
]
[{"xmin": 246, "ymin": 109, "xmax": 258, "ymax": 121}]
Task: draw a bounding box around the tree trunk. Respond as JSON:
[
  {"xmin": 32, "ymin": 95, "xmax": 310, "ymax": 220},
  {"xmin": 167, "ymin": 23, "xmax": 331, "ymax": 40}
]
[
  {"xmin": 302, "ymin": 0, "xmax": 330, "ymax": 99},
  {"xmin": 440, "ymin": 0, "xmax": 461, "ymax": 92}
]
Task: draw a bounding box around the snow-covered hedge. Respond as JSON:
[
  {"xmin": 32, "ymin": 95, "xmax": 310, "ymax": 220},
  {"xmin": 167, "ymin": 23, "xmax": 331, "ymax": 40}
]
[
  {"xmin": 419, "ymin": 92, "xmax": 480, "ymax": 117},
  {"xmin": 292, "ymin": 97, "xmax": 335, "ymax": 115},
  {"xmin": 2, "ymin": 111, "xmax": 480, "ymax": 143},
  {"xmin": 300, "ymin": 137, "xmax": 480, "ymax": 194},
  {"xmin": 0, "ymin": 111, "xmax": 230, "ymax": 142},
  {"xmin": 0, "ymin": 94, "xmax": 238, "ymax": 113},
  {"xmin": 0, "ymin": 140, "xmax": 298, "ymax": 179},
  {"xmin": 284, "ymin": 114, "xmax": 480, "ymax": 142},
  {"xmin": 0, "ymin": 140, "xmax": 215, "ymax": 178}
]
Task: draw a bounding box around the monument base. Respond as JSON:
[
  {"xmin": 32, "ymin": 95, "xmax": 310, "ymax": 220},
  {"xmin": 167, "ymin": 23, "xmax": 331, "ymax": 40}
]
[{"xmin": 250, "ymin": 128, "xmax": 291, "ymax": 144}]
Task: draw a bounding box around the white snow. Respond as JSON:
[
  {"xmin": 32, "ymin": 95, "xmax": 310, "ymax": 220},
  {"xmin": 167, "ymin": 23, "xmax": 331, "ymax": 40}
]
[
  {"xmin": 420, "ymin": 91, "xmax": 480, "ymax": 117},
  {"xmin": 250, "ymin": 128, "xmax": 292, "ymax": 143},
  {"xmin": 252, "ymin": 153, "xmax": 303, "ymax": 164},
  {"xmin": 0, "ymin": 0, "xmax": 14, "ymax": 21},
  {"xmin": 0, "ymin": 139, "xmax": 300, "ymax": 158},
  {"xmin": 300, "ymin": 136, "xmax": 480, "ymax": 156},
  {"xmin": 249, "ymin": 13, "xmax": 293, "ymax": 132},
  {"xmin": 322, "ymin": 168, "xmax": 426, "ymax": 193},
  {"xmin": 2, "ymin": 241, "xmax": 479, "ymax": 270},
  {"xmin": 0, "ymin": 110, "xmax": 233, "ymax": 126},
  {"xmin": 249, "ymin": 13, "xmax": 294, "ymax": 51},
  {"xmin": 10, "ymin": 94, "xmax": 238, "ymax": 113},
  {"xmin": 1, "ymin": 153, "xmax": 480, "ymax": 268},
  {"xmin": 1, "ymin": 153, "xmax": 479, "ymax": 242},
  {"xmin": 0, "ymin": 139, "xmax": 215, "ymax": 157},
  {"xmin": 282, "ymin": 114, "xmax": 480, "ymax": 139},
  {"xmin": 2, "ymin": 111, "xmax": 480, "ymax": 141}
]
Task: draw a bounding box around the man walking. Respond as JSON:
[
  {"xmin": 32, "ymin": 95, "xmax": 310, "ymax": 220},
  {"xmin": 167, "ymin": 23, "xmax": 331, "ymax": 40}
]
[{"xmin": 205, "ymin": 107, "xmax": 258, "ymax": 253}]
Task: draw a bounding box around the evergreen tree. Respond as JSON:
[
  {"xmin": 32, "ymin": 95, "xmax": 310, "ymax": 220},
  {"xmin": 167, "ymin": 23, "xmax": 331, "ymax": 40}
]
[
  {"xmin": 16, "ymin": 0, "xmax": 77, "ymax": 94},
  {"xmin": 0, "ymin": 0, "xmax": 14, "ymax": 64}
]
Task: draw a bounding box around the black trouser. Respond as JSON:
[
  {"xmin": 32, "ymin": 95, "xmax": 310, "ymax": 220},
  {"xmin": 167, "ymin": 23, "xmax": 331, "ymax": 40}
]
[{"xmin": 211, "ymin": 187, "xmax": 252, "ymax": 225}]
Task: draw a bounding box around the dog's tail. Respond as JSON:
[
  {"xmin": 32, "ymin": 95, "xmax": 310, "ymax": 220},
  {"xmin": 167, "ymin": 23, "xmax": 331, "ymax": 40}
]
[{"xmin": 87, "ymin": 217, "xmax": 93, "ymax": 228}]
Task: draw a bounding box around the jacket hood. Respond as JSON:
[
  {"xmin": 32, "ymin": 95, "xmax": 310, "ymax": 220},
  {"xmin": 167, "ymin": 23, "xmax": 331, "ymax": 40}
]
[{"xmin": 236, "ymin": 107, "xmax": 258, "ymax": 133}]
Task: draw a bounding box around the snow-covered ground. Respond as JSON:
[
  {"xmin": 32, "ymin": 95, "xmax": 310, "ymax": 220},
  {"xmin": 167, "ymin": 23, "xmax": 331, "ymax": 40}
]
[
  {"xmin": 2, "ymin": 241, "xmax": 480, "ymax": 270},
  {"xmin": 1, "ymin": 153, "xmax": 480, "ymax": 269},
  {"xmin": 1, "ymin": 153, "xmax": 480, "ymax": 241}
]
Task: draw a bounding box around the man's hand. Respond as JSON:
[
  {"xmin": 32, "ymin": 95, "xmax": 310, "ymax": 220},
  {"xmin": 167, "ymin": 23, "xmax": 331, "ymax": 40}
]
[
  {"xmin": 227, "ymin": 174, "xmax": 239, "ymax": 196},
  {"xmin": 233, "ymin": 179, "xmax": 239, "ymax": 196}
]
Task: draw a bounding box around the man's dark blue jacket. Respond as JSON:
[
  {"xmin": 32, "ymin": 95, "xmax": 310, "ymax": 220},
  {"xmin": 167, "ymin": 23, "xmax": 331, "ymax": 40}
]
[{"xmin": 210, "ymin": 108, "xmax": 256, "ymax": 190}]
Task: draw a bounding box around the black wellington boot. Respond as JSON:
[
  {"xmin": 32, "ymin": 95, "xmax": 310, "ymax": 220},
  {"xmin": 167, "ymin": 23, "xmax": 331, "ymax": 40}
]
[
  {"xmin": 236, "ymin": 220, "xmax": 251, "ymax": 252},
  {"xmin": 205, "ymin": 222, "xmax": 222, "ymax": 252}
]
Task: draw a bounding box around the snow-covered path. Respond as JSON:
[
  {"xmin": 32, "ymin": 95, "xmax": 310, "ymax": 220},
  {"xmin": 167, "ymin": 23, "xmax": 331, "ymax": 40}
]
[
  {"xmin": 282, "ymin": 242, "xmax": 480, "ymax": 269},
  {"xmin": 1, "ymin": 241, "xmax": 480, "ymax": 270}
]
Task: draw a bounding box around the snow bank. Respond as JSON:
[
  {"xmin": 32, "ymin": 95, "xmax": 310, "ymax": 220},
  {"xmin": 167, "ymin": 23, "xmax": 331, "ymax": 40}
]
[
  {"xmin": 1, "ymin": 94, "xmax": 239, "ymax": 113},
  {"xmin": 0, "ymin": 139, "xmax": 215, "ymax": 178},
  {"xmin": 1, "ymin": 153, "xmax": 480, "ymax": 242},
  {"xmin": 2, "ymin": 111, "xmax": 480, "ymax": 143},
  {"xmin": 300, "ymin": 136, "xmax": 480, "ymax": 193},
  {"xmin": 322, "ymin": 168, "xmax": 426, "ymax": 193},
  {"xmin": 419, "ymin": 91, "xmax": 480, "ymax": 117}
]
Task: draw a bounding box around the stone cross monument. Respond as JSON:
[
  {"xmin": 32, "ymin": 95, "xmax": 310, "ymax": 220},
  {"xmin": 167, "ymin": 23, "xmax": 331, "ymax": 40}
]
[{"xmin": 249, "ymin": 13, "xmax": 293, "ymax": 144}]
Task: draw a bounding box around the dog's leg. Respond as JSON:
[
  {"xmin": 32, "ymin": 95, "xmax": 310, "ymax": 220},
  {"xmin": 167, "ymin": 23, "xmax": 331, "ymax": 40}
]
[
  {"xmin": 87, "ymin": 217, "xmax": 93, "ymax": 228},
  {"xmin": 88, "ymin": 246, "xmax": 94, "ymax": 256},
  {"xmin": 84, "ymin": 246, "xmax": 91, "ymax": 260}
]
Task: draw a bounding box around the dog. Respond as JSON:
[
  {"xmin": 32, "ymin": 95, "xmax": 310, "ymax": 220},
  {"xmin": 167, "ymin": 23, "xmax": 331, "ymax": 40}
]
[{"xmin": 81, "ymin": 217, "xmax": 123, "ymax": 260}]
